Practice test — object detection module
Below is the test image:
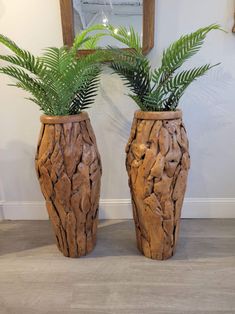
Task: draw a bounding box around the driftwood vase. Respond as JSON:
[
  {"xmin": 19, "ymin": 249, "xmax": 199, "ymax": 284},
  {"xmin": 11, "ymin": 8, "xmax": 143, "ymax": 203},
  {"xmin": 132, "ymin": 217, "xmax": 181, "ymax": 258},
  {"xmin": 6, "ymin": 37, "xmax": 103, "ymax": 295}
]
[
  {"xmin": 126, "ymin": 110, "xmax": 190, "ymax": 260},
  {"xmin": 35, "ymin": 113, "xmax": 102, "ymax": 258}
]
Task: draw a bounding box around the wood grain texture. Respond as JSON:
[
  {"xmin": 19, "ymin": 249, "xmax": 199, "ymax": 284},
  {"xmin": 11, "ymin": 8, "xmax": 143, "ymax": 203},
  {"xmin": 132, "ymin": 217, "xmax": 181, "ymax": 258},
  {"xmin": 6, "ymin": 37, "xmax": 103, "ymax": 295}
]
[
  {"xmin": 1, "ymin": 220, "xmax": 235, "ymax": 313},
  {"xmin": 126, "ymin": 111, "xmax": 190, "ymax": 260},
  {"xmin": 35, "ymin": 113, "xmax": 102, "ymax": 257},
  {"xmin": 59, "ymin": 0, "xmax": 75, "ymax": 47},
  {"xmin": 143, "ymin": 0, "xmax": 155, "ymax": 55}
]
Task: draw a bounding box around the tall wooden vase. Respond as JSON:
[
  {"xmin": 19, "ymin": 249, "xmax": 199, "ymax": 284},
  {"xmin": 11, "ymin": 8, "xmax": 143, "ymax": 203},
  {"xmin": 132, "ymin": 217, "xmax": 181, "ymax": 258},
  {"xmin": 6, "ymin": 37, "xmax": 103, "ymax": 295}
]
[
  {"xmin": 35, "ymin": 112, "xmax": 102, "ymax": 258},
  {"xmin": 126, "ymin": 110, "xmax": 190, "ymax": 260}
]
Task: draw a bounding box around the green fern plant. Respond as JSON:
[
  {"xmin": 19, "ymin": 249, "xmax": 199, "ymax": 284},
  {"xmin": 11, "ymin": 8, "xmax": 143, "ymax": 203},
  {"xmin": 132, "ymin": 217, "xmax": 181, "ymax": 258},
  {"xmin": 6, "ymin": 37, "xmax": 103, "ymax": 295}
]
[
  {"xmin": 0, "ymin": 25, "xmax": 107, "ymax": 116},
  {"xmin": 107, "ymin": 24, "xmax": 222, "ymax": 111}
]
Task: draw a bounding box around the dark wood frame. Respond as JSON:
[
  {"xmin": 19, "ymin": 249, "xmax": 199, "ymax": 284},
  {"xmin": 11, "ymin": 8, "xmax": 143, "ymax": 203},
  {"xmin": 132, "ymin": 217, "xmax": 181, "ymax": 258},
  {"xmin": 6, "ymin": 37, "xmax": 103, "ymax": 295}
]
[
  {"xmin": 59, "ymin": 0, "xmax": 155, "ymax": 55},
  {"xmin": 233, "ymin": 11, "xmax": 235, "ymax": 33}
]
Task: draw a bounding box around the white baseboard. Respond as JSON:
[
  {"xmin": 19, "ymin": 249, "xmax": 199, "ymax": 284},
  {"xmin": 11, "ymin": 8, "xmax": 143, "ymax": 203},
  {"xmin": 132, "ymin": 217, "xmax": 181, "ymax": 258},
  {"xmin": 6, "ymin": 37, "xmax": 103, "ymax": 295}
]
[
  {"xmin": 0, "ymin": 198, "xmax": 235, "ymax": 220},
  {"xmin": 2, "ymin": 200, "xmax": 127, "ymax": 220},
  {"xmin": 183, "ymin": 198, "xmax": 235, "ymax": 218},
  {"xmin": 2, "ymin": 201, "xmax": 48, "ymax": 220},
  {"xmin": 1, "ymin": 198, "xmax": 235, "ymax": 220}
]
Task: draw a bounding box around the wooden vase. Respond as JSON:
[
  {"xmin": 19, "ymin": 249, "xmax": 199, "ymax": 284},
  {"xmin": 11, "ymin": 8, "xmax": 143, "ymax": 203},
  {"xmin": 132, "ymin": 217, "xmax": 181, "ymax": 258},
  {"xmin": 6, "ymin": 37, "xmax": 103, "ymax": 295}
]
[
  {"xmin": 35, "ymin": 112, "xmax": 102, "ymax": 258},
  {"xmin": 126, "ymin": 110, "xmax": 190, "ymax": 260}
]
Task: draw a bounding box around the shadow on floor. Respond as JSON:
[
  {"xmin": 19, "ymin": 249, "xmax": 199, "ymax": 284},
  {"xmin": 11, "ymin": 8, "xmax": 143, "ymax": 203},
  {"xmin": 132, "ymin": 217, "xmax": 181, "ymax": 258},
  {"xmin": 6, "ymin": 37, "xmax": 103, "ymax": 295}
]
[
  {"xmin": 0, "ymin": 220, "xmax": 54, "ymax": 256},
  {"xmin": 0, "ymin": 220, "xmax": 235, "ymax": 260},
  {"xmin": 88, "ymin": 220, "xmax": 140, "ymax": 258},
  {"xmin": 0, "ymin": 220, "xmax": 139, "ymax": 258},
  {"xmin": 88, "ymin": 220, "xmax": 235, "ymax": 260}
]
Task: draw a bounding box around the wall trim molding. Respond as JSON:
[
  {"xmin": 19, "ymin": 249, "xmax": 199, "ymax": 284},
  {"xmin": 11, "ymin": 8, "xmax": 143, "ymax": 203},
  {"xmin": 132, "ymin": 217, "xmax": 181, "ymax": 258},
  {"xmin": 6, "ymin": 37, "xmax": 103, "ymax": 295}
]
[{"xmin": 1, "ymin": 198, "xmax": 235, "ymax": 220}]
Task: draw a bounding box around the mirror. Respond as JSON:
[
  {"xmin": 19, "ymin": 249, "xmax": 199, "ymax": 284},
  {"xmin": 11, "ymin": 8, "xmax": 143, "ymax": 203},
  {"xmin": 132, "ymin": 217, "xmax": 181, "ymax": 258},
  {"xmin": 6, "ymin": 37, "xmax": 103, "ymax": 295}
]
[
  {"xmin": 60, "ymin": 0, "xmax": 155, "ymax": 54},
  {"xmin": 73, "ymin": 0, "xmax": 143, "ymax": 48}
]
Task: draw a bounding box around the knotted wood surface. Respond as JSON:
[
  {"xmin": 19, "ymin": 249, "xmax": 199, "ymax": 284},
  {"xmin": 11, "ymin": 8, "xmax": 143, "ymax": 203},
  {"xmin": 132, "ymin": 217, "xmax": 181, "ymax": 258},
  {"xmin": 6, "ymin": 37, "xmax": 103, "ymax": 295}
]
[
  {"xmin": 35, "ymin": 112, "xmax": 102, "ymax": 257},
  {"xmin": 126, "ymin": 110, "xmax": 190, "ymax": 260}
]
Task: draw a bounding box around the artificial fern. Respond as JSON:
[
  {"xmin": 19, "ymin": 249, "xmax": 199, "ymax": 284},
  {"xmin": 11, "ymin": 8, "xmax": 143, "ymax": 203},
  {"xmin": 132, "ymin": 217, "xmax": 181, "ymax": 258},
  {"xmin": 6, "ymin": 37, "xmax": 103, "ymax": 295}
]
[
  {"xmin": 106, "ymin": 25, "xmax": 142, "ymax": 53},
  {"xmin": 107, "ymin": 24, "xmax": 222, "ymax": 111},
  {"xmin": 0, "ymin": 25, "xmax": 106, "ymax": 116}
]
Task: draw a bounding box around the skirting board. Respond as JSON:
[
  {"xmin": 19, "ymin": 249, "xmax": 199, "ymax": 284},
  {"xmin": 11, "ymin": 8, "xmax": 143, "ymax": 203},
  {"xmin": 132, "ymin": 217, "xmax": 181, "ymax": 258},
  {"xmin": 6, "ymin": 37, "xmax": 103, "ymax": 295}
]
[{"xmin": 1, "ymin": 198, "xmax": 235, "ymax": 220}]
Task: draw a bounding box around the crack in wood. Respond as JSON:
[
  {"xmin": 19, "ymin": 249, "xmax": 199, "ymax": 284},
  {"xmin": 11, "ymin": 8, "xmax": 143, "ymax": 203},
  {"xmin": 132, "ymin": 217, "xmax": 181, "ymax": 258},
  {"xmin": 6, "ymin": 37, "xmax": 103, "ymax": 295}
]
[
  {"xmin": 35, "ymin": 113, "xmax": 102, "ymax": 258},
  {"xmin": 126, "ymin": 111, "xmax": 190, "ymax": 260}
]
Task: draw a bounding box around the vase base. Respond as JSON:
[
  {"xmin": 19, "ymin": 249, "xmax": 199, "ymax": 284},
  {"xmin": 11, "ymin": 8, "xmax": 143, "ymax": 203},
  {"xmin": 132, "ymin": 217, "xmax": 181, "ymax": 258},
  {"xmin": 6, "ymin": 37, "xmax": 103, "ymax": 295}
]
[
  {"xmin": 57, "ymin": 238, "xmax": 97, "ymax": 258},
  {"xmin": 138, "ymin": 246, "xmax": 175, "ymax": 260}
]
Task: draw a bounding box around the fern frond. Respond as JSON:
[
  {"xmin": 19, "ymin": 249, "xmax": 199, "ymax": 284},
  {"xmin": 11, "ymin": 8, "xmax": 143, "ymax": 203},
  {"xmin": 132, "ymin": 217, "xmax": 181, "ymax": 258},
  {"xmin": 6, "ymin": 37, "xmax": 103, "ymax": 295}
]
[
  {"xmin": 158, "ymin": 24, "xmax": 221, "ymax": 82},
  {"xmin": 0, "ymin": 34, "xmax": 44, "ymax": 75},
  {"xmin": 143, "ymin": 90, "xmax": 167, "ymax": 111},
  {"xmin": 0, "ymin": 34, "xmax": 26, "ymax": 57},
  {"xmin": 108, "ymin": 24, "xmax": 222, "ymax": 111},
  {"xmin": 83, "ymin": 34, "xmax": 106, "ymax": 50},
  {"xmin": 0, "ymin": 54, "xmax": 43, "ymax": 75},
  {"xmin": 70, "ymin": 65, "xmax": 101, "ymax": 114},
  {"xmin": 107, "ymin": 25, "xmax": 142, "ymax": 53},
  {"xmin": 110, "ymin": 48, "xmax": 151, "ymax": 103},
  {"xmin": 129, "ymin": 95, "xmax": 146, "ymax": 111},
  {"xmin": 145, "ymin": 64, "xmax": 218, "ymax": 111},
  {"xmin": 163, "ymin": 64, "xmax": 216, "ymax": 93},
  {"xmin": 0, "ymin": 65, "xmax": 37, "ymax": 87},
  {"xmin": 0, "ymin": 31, "xmax": 104, "ymax": 115},
  {"xmin": 72, "ymin": 24, "xmax": 107, "ymax": 53},
  {"xmin": 40, "ymin": 47, "xmax": 72, "ymax": 73},
  {"xmin": 0, "ymin": 65, "xmax": 55, "ymax": 113}
]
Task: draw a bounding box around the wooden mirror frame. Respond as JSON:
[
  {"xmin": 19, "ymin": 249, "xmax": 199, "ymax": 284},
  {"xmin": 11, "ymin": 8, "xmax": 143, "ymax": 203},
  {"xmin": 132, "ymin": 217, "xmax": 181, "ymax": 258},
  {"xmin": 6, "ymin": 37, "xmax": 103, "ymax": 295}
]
[{"xmin": 59, "ymin": 0, "xmax": 155, "ymax": 55}]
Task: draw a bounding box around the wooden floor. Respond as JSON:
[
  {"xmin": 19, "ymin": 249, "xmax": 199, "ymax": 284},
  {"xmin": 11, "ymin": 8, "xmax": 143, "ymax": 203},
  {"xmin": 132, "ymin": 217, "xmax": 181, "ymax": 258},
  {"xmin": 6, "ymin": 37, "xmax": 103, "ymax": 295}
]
[{"xmin": 0, "ymin": 219, "xmax": 235, "ymax": 314}]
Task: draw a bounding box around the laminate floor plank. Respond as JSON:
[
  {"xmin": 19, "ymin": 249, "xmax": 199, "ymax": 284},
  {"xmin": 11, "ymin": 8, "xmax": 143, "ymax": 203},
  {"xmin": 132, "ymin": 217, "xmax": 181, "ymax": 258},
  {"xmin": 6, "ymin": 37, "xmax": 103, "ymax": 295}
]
[{"xmin": 0, "ymin": 219, "xmax": 235, "ymax": 314}]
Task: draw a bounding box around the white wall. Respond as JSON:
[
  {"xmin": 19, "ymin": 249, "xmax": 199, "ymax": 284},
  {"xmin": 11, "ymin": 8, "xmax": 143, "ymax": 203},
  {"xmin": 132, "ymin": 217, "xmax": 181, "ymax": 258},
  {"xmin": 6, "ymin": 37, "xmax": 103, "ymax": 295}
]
[{"xmin": 0, "ymin": 0, "xmax": 235, "ymax": 219}]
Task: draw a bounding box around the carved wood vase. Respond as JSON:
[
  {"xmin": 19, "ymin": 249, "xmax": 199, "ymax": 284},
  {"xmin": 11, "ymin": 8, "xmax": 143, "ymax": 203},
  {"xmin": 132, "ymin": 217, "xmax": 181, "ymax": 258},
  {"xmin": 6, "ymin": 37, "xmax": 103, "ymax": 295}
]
[
  {"xmin": 126, "ymin": 110, "xmax": 190, "ymax": 260},
  {"xmin": 35, "ymin": 112, "xmax": 102, "ymax": 257}
]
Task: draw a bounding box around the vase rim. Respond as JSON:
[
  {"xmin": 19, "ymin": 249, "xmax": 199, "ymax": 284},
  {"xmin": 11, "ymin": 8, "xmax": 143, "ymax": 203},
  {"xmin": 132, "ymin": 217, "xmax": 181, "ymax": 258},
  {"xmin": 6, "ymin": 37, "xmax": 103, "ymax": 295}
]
[
  {"xmin": 40, "ymin": 112, "xmax": 89, "ymax": 124},
  {"xmin": 134, "ymin": 109, "xmax": 182, "ymax": 120}
]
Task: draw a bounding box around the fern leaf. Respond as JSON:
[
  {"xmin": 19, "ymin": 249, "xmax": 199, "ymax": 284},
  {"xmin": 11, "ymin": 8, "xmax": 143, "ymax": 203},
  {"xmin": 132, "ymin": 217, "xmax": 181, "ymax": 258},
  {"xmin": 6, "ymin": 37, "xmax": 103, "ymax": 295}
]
[
  {"xmin": 83, "ymin": 34, "xmax": 106, "ymax": 50},
  {"xmin": 107, "ymin": 25, "xmax": 142, "ymax": 53},
  {"xmin": 110, "ymin": 49, "xmax": 151, "ymax": 104},
  {"xmin": 69, "ymin": 65, "xmax": 101, "ymax": 114},
  {"xmin": 0, "ymin": 34, "xmax": 26, "ymax": 57},
  {"xmin": 72, "ymin": 24, "xmax": 107, "ymax": 53},
  {"xmin": 0, "ymin": 34, "xmax": 44, "ymax": 75},
  {"xmin": 0, "ymin": 31, "xmax": 104, "ymax": 115},
  {"xmin": 160, "ymin": 24, "xmax": 221, "ymax": 78},
  {"xmin": 163, "ymin": 64, "xmax": 217, "ymax": 93}
]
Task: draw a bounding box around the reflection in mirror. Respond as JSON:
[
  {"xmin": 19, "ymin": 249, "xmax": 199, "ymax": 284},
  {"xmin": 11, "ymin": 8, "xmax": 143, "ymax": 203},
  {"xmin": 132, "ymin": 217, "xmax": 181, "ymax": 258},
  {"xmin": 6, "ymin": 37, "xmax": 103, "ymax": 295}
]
[{"xmin": 72, "ymin": 0, "xmax": 143, "ymax": 48}]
